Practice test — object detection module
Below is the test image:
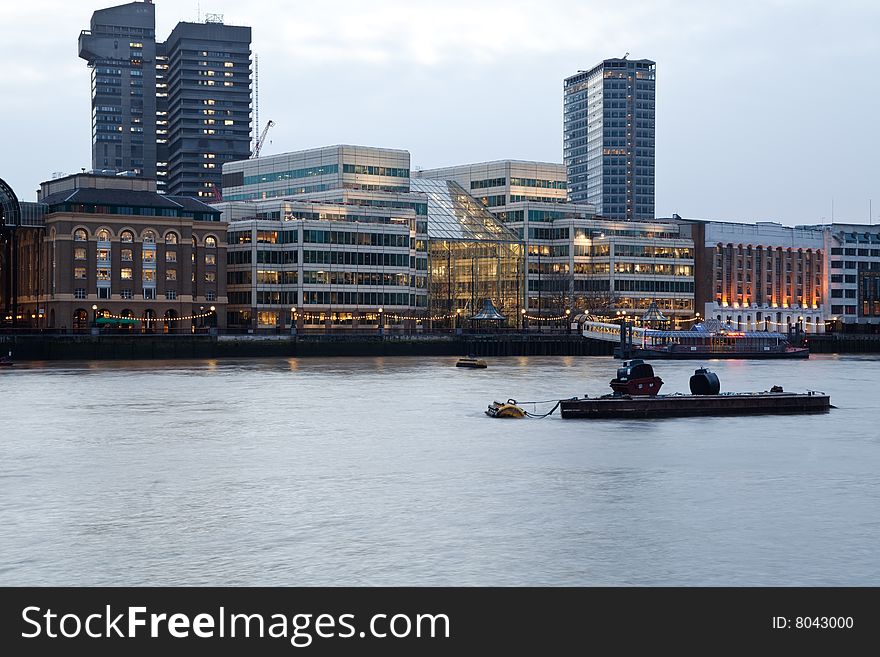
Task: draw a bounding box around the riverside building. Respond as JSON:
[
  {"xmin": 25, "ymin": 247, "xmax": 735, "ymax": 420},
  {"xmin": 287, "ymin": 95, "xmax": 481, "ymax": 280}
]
[
  {"xmin": 9, "ymin": 173, "xmax": 226, "ymax": 331},
  {"xmin": 219, "ymin": 147, "xmax": 523, "ymax": 331},
  {"xmin": 564, "ymin": 58, "xmax": 656, "ymax": 220},
  {"xmin": 676, "ymin": 218, "xmax": 826, "ymax": 333},
  {"xmin": 416, "ymin": 161, "xmax": 693, "ymax": 318}
]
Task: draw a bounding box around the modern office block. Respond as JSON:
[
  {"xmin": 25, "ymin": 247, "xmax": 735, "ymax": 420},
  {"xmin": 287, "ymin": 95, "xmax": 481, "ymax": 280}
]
[
  {"xmin": 564, "ymin": 58, "xmax": 655, "ymax": 220},
  {"xmin": 417, "ymin": 161, "xmax": 691, "ymax": 317}
]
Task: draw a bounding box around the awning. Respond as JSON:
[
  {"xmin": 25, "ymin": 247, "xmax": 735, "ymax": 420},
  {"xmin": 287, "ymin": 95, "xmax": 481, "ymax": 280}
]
[
  {"xmin": 95, "ymin": 317, "xmax": 139, "ymax": 325},
  {"xmin": 470, "ymin": 298, "xmax": 507, "ymax": 321}
]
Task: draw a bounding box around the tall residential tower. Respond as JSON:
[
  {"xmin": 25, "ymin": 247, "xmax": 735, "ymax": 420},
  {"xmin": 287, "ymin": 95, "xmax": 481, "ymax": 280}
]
[
  {"xmin": 80, "ymin": 3, "xmax": 252, "ymax": 198},
  {"xmin": 564, "ymin": 58, "xmax": 655, "ymax": 221},
  {"xmin": 78, "ymin": 1, "xmax": 158, "ymax": 177}
]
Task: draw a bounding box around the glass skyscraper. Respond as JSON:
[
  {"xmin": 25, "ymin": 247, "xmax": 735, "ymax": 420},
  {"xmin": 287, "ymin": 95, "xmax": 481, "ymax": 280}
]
[{"xmin": 564, "ymin": 58, "xmax": 655, "ymax": 221}]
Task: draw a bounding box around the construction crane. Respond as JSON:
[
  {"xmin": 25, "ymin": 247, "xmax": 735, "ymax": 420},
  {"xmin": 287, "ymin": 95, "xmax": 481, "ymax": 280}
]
[{"xmin": 251, "ymin": 120, "xmax": 275, "ymax": 158}]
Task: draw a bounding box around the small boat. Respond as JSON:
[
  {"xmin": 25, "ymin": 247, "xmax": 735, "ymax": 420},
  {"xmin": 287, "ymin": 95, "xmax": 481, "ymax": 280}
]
[
  {"xmin": 485, "ymin": 400, "xmax": 526, "ymax": 418},
  {"xmin": 0, "ymin": 350, "xmax": 12, "ymax": 367},
  {"xmin": 457, "ymin": 356, "xmax": 487, "ymax": 369}
]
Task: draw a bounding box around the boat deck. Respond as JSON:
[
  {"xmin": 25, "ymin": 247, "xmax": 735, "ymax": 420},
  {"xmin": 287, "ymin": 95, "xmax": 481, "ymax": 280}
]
[{"xmin": 559, "ymin": 392, "xmax": 830, "ymax": 419}]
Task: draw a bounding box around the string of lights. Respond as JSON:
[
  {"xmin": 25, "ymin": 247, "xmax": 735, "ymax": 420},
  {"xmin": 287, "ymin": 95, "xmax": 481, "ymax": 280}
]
[{"xmin": 98, "ymin": 309, "xmax": 216, "ymax": 322}]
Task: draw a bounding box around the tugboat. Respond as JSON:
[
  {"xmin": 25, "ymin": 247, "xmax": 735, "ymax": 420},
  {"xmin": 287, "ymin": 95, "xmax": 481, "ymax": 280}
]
[
  {"xmin": 609, "ymin": 359, "xmax": 663, "ymax": 396},
  {"xmin": 457, "ymin": 356, "xmax": 488, "ymax": 369}
]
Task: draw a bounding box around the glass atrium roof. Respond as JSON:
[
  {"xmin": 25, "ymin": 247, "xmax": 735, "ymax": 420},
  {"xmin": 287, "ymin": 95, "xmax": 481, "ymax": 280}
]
[{"xmin": 411, "ymin": 178, "xmax": 521, "ymax": 242}]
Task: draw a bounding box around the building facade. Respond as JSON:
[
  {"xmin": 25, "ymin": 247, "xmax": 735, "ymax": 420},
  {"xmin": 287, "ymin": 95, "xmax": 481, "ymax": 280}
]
[
  {"xmin": 221, "ymin": 145, "xmax": 412, "ymax": 202},
  {"xmin": 564, "ymin": 58, "xmax": 656, "ymax": 220},
  {"xmin": 679, "ymin": 219, "xmax": 826, "ymax": 333},
  {"xmin": 10, "ymin": 173, "xmax": 227, "ymax": 331},
  {"xmin": 80, "ymin": 2, "xmax": 252, "ymax": 198},
  {"xmin": 804, "ymin": 223, "xmax": 880, "ymax": 327},
  {"xmin": 416, "ymin": 161, "xmax": 692, "ymax": 317}
]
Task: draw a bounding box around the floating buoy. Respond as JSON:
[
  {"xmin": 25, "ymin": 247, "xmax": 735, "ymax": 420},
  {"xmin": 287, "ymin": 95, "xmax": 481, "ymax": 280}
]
[{"xmin": 485, "ymin": 400, "xmax": 526, "ymax": 418}]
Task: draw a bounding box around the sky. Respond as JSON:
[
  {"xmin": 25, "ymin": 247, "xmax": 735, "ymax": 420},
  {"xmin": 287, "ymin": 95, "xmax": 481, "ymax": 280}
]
[{"xmin": 1, "ymin": 0, "xmax": 878, "ymax": 225}]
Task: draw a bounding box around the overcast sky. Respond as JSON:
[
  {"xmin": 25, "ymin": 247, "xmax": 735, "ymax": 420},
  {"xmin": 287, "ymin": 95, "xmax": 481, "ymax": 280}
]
[{"xmin": 1, "ymin": 0, "xmax": 878, "ymax": 224}]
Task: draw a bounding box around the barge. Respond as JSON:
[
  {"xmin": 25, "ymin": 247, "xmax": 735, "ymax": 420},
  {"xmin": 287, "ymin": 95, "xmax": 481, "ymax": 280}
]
[
  {"xmin": 559, "ymin": 390, "xmax": 831, "ymax": 419},
  {"xmin": 486, "ymin": 360, "xmax": 832, "ymax": 420}
]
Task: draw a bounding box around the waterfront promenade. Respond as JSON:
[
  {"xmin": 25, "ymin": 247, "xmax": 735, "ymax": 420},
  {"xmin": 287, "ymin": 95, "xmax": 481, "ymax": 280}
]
[{"xmin": 0, "ymin": 330, "xmax": 878, "ymax": 360}]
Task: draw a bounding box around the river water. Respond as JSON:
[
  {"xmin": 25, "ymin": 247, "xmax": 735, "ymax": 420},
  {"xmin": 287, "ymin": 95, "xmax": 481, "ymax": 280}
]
[{"xmin": 0, "ymin": 354, "xmax": 878, "ymax": 586}]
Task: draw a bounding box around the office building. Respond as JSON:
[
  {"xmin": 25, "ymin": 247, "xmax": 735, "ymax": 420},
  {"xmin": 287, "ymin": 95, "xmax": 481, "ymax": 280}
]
[
  {"xmin": 417, "ymin": 161, "xmax": 693, "ymax": 317},
  {"xmin": 800, "ymin": 223, "xmax": 880, "ymax": 327},
  {"xmin": 564, "ymin": 58, "xmax": 656, "ymax": 220},
  {"xmin": 80, "ymin": 3, "xmax": 252, "ymax": 198},
  {"xmin": 219, "ymin": 147, "xmax": 524, "ymax": 330}
]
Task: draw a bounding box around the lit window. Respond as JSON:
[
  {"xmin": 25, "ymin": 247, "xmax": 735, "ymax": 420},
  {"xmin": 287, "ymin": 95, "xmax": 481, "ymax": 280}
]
[
  {"xmin": 143, "ymin": 270, "xmax": 155, "ymax": 283},
  {"xmin": 205, "ymin": 236, "xmax": 217, "ymax": 248},
  {"xmin": 143, "ymin": 230, "xmax": 156, "ymax": 244},
  {"xmin": 205, "ymin": 254, "xmax": 216, "ymax": 266},
  {"xmin": 74, "ymin": 229, "xmax": 87, "ymax": 241},
  {"xmin": 74, "ymin": 267, "xmax": 87, "ymax": 279},
  {"xmin": 121, "ymin": 249, "xmax": 133, "ymax": 261},
  {"xmin": 166, "ymin": 269, "xmax": 177, "ymax": 281},
  {"xmin": 166, "ymin": 251, "xmax": 177, "ymax": 263},
  {"xmin": 121, "ymin": 230, "xmax": 134, "ymax": 243},
  {"xmin": 97, "ymin": 269, "xmax": 111, "ymax": 281},
  {"xmin": 165, "ymin": 232, "xmax": 178, "ymax": 245},
  {"xmin": 97, "ymin": 229, "xmax": 111, "ymax": 242},
  {"xmin": 143, "ymin": 251, "xmax": 156, "ymax": 263},
  {"xmin": 121, "ymin": 268, "xmax": 133, "ymax": 280},
  {"xmin": 205, "ymin": 272, "xmax": 216, "ymax": 282},
  {"xmin": 74, "ymin": 247, "xmax": 87, "ymax": 260}
]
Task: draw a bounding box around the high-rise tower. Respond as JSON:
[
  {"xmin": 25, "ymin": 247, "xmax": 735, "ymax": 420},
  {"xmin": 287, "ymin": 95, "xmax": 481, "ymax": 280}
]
[
  {"xmin": 164, "ymin": 20, "xmax": 252, "ymax": 198},
  {"xmin": 564, "ymin": 58, "xmax": 655, "ymax": 220},
  {"xmin": 79, "ymin": 1, "xmax": 157, "ymax": 177}
]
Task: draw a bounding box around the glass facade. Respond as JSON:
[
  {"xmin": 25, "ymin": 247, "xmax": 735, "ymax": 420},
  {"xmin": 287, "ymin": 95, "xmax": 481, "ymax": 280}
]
[
  {"xmin": 564, "ymin": 59, "xmax": 655, "ymax": 220},
  {"xmin": 411, "ymin": 179, "xmax": 524, "ymax": 326}
]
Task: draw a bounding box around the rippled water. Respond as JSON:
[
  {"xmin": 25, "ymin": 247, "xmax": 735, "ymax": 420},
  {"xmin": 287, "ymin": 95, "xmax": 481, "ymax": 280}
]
[{"xmin": 1, "ymin": 354, "xmax": 878, "ymax": 586}]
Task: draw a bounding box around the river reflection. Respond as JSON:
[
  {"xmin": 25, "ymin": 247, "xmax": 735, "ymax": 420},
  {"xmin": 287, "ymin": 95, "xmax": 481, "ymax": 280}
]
[{"xmin": 0, "ymin": 354, "xmax": 878, "ymax": 585}]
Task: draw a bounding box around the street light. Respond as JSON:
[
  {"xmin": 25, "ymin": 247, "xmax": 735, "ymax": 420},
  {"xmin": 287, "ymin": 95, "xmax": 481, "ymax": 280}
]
[
  {"xmin": 521, "ymin": 307, "xmax": 526, "ymax": 332},
  {"xmin": 378, "ymin": 307, "xmax": 384, "ymax": 337},
  {"xmin": 565, "ymin": 308, "xmax": 571, "ymax": 334},
  {"xmin": 290, "ymin": 306, "xmax": 297, "ymax": 336},
  {"xmin": 455, "ymin": 307, "xmax": 462, "ymax": 334}
]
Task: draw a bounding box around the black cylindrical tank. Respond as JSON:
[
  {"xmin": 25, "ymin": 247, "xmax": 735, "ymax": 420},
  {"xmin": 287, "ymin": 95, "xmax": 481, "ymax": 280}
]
[{"xmin": 689, "ymin": 367, "xmax": 720, "ymax": 395}]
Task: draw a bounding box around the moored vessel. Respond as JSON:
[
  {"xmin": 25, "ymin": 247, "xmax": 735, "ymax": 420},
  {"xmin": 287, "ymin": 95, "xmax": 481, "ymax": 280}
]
[
  {"xmin": 559, "ymin": 364, "xmax": 830, "ymax": 419},
  {"xmin": 457, "ymin": 356, "xmax": 488, "ymax": 369}
]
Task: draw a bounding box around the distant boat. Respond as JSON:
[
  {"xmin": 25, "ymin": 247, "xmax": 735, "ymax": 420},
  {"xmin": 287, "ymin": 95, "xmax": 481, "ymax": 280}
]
[
  {"xmin": 456, "ymin": 356, "xmax": 487, "ymax": 369},
  {"xmin": 616, "ymin": 320, "xmax": 809, "ymax": 360},
  {"xmin": 0, "ymin": 350, "xmax": 12, "ymax": 367}
]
